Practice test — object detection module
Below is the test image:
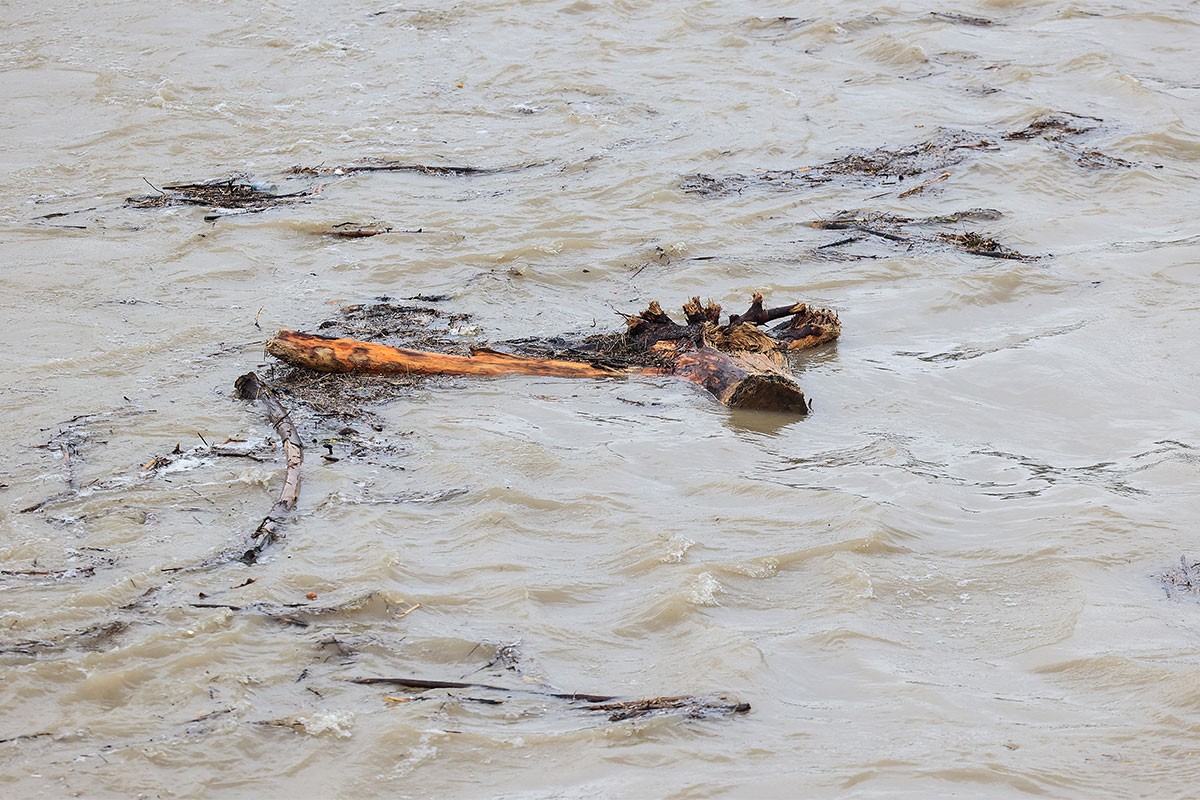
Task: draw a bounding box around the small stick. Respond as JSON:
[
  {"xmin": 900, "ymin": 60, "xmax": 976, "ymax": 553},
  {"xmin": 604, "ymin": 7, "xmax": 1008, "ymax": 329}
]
[
  {"xmin": 352, "ymin": 676, "xmax": 620, "ymax": 702},
  {"xmin": 855, "ymin": 227, "xmax": 909, "ymax": 243},
  {"xmin": 395, "ymin": 603, "xmax": 422, "ymax": 620},
  {"xmin": 817, "ymin": 236, "xmax": 860, "ymax": 249},
  {"xmin": 898, "ymin": 170, "xmax": 950, "ymax": 198}
]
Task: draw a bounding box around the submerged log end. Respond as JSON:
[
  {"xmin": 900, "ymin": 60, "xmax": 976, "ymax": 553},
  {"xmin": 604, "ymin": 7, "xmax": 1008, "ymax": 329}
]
[
  {"xmin": 670, "ymin": 345, "xmax": 808, "ymax": 414},
  {"xmin": 234, "ymin": 371, "xmax": 264, "ymax": 401},
  {"xmin": 723, "ymin": 374, "xmax": 808, "ymax": 414}
]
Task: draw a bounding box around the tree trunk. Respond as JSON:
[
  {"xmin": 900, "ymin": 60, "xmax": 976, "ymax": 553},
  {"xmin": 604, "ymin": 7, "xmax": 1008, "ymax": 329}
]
[
  {"xmin": 264, "ymin": 294, "xmax": 839, "ymax": 414},
  {"xmin": 648, "ymin": 340, "xmax": 809, "ymax": 413}
]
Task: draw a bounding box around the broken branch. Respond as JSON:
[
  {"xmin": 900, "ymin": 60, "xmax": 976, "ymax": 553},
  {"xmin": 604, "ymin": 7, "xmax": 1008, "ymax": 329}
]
[
  {"xmin": 727, "ymin": 292, "xmax": 805, "ymax": 327},
  {"xmin": 266, "ymin": 331, "xmax": 622, "ymax": 379},
  {"xmin": 233, "ymin": 372, "xmax": 303, "ymax": 564}
]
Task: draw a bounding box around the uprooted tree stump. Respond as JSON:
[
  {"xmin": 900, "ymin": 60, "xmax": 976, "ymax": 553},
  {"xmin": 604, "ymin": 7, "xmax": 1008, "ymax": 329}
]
[{"xmin": 265, "ymin": 294, "xmax": 840, "ymax": 414}]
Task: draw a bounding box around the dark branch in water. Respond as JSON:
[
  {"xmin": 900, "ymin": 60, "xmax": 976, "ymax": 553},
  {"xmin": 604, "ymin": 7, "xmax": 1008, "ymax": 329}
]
[
  {"xmin": 727, "ymin": 293, "xmax": 806, "ymax": 327},
  {"xmin": 351, "ymin": 676, "xmax": 750, "ymax": 721},
  {"xmin": 126, "ymin": 177, "xmax": 324, "ymax": 212},
  {"xmin": 287, "ymin": 161, "xmax": 544, "ymax": 177},
  {"xmin": 0, "ymin": 566, "xmax": 96, "ymax": 578},
  {"xmin": 808, "ymin": 209, "xmax": 1036, "ymax": 261},
  {"xmin": 318, "ymin": 223, "xmax": 425, "ymax": 238}
]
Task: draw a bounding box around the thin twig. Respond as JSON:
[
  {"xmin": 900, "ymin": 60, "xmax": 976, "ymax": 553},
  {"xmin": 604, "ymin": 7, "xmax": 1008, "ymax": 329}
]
[{"xmin": 395, "ymin": 603, "xmax": 421, "ymax": 620}]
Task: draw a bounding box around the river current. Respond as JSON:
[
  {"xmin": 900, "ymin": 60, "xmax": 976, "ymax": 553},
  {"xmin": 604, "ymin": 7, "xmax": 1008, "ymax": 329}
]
[{"xmin": 3, "ymin": 1, "xmax": 1200, "ymax": 797}]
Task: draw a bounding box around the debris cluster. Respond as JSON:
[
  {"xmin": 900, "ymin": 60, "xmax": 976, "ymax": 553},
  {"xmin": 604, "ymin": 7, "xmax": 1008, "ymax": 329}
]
[{"xmin": 682, "ymin": 114, "xmax": 1132, "ymax": 197}]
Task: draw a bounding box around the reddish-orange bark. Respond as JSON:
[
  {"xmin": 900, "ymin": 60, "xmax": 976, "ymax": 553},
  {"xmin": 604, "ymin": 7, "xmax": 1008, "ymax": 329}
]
[
  {"xmin": 265, "ymin": 292, "xmax": 838, "ymax": 414},
  {"xmin": 266, "ymin": 330, "xmax": 623, "ymax": 379}
]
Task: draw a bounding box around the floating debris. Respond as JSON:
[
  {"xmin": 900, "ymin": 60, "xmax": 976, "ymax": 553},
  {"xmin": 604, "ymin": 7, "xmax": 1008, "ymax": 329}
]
[
  {"xmin": 352, "ymin": 677, "xmax": 750, "ymax": 722},
  {"xmin": 1004, "ymin": 113, "xmax": 1102, "ymax": 142},
  {"xmin": 287, "ymin": 160, "xmax": 539, "ymax": 177},
  {"xmin": 1004, "ymin": 113, "xmax": 1133, "ymax": 170},
  {"xmin": 929, "ymin": 11, "xmax": 995, "ymax": 26},
  {"xmin": 809, "ymin": 208, "xmax": 1036, "ymax": 261},
  {"xmin": 938, "ymin": 231, "xmax": 1034, "ymax": 260},
  {"xmin": 318, "ymin": 222, "xmax": 424, "ymax": 238},
  {"xmin": 1161, "ymin": 556, "xmax": 1200, "ymax": 598},
  {"xmin": 685, "ymin": 115, "xmax": 1131, "ymax": 197},
  {"xmin": 125, "ymin": 176, "xmax": 324, "ymax": 218},
  {"xmin": 682, "ymin": 129, "xmax": 995, "ymax": 196}
]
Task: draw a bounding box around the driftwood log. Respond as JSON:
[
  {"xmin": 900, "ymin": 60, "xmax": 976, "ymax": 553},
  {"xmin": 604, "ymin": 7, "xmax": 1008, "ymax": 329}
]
[
  {"xmin": 265, "ymin": 294, "xmax": 840, "ymax": 414},
  {"xmin": 264, "ymin": 334, "xmax": 622, "ymax": 379}
]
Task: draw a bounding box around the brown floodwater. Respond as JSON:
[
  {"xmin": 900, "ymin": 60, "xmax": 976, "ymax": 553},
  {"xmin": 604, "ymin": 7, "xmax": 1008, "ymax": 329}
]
[{"xmin": 3, "ymin": 0, "xmax": 1200, "ymax": 797}]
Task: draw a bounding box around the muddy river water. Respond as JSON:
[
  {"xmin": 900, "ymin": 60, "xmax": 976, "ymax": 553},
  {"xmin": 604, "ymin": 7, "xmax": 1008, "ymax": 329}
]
[{"xmin": 3, "ymin": 1, "xmax": 1200, "ymax": 797}]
